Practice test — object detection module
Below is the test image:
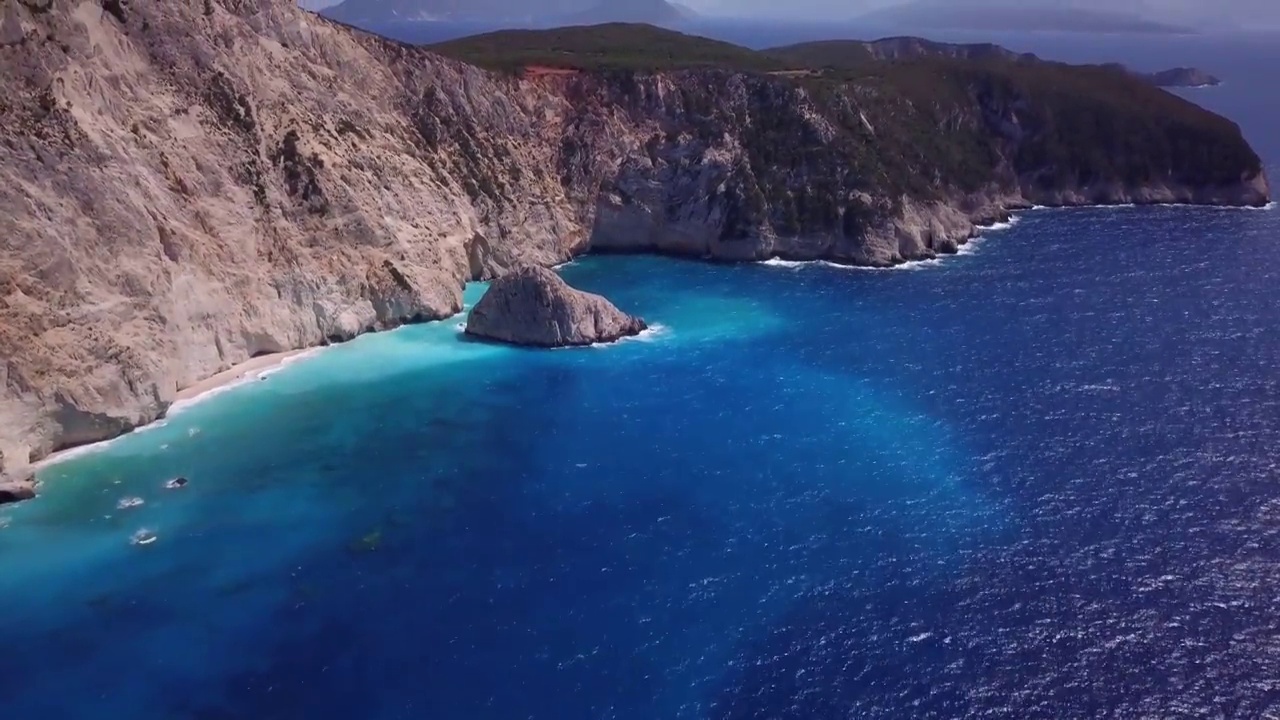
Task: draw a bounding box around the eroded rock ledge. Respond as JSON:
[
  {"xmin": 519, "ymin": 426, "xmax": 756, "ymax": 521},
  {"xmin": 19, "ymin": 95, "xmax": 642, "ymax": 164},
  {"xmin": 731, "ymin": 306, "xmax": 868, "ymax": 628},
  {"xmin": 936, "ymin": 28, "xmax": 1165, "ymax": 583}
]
[
  {"xmin": 0, "ymin": 474, "xmax": 36, "ymax": 507},
  {"xmin": 465, "ymin": 266, "xmax": 647, "ymax": 347}
]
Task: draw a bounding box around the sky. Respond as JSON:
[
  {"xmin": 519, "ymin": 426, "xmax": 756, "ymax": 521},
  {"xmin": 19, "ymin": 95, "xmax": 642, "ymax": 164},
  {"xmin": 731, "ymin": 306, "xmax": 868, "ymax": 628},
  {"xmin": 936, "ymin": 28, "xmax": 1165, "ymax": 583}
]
[
  {"xmin": 296, "ymin": 0, "xmax": 1280, "ymax": 29},
  {"xmin": 693, "ymin": 0, "xmax": 1276, "ymax": 27}
]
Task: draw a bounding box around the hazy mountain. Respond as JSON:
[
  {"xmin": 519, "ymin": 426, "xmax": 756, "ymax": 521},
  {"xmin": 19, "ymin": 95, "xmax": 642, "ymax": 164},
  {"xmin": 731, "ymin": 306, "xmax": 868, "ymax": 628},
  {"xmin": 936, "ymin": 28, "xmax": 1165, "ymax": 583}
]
[
  {"xmin": 320, "ymin": 0, "xmax": 566, "ymax": 23},
  {"xmin": 683, "ymin": 0, "xmax": 1276, "ymax": 30},
  {"xmin": 568, "ymin": 0, "xmax": 695, "ymax": 25},
  {"xmin": 853, "ymin": 1, "xmax": 1195, "ymax": 34},
  {"xmin": 766, "ymin": 38, "xmax": 1222, "ymax": 89},
  {"xmin": 321, "ymin": 0, "xmax": 693, "ymax": 25}
]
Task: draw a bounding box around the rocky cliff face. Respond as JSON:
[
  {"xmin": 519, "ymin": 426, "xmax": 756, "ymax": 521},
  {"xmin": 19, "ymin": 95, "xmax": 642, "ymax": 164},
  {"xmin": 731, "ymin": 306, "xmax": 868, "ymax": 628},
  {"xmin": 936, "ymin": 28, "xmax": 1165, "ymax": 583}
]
[
  {"xmin": 0, "ymin": 0, "xmax": 1270, "ymax": 476},
  {"xmin": 0, "ymin": 472, "xmax": 37, "ymax": 506}
]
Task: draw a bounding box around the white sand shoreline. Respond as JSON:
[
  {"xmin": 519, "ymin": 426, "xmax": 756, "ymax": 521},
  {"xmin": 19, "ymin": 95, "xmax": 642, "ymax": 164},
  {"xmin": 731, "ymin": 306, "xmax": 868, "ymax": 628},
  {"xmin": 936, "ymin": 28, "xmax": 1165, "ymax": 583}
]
[
  {"xmin": 36, "ymin": 348, "xmax": 316, "ymax": 470},
  {"xmin": 173, "ymin": 349, "xmax": 309, "ymax": 403}
]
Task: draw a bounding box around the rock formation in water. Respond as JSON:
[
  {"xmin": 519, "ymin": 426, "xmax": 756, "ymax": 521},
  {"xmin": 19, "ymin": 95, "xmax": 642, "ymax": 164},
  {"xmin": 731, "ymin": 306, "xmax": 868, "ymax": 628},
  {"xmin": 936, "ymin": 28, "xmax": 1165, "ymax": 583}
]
[
  {"xmin": 0, "ymin": 2, "xmax": 1270, "ymax": 480},
  {"xmin": 465, "ymin": 266, "xmax": 646, "ymax": 346}
]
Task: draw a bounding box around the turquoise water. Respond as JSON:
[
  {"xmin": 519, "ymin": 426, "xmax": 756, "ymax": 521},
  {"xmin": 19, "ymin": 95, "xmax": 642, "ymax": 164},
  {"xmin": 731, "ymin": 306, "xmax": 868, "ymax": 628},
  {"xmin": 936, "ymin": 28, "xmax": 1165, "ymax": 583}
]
[{"xmin": 3, "ymin": 201, "xmax": 1280, "ymax": 717}]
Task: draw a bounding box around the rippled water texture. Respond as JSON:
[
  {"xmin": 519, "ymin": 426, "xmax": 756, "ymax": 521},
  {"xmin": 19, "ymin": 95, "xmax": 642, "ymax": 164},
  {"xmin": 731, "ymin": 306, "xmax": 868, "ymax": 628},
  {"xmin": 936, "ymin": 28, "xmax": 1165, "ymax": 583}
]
[{"xmin": 3, "ymin": 200, "xmax": 1279, "ymax": 719}]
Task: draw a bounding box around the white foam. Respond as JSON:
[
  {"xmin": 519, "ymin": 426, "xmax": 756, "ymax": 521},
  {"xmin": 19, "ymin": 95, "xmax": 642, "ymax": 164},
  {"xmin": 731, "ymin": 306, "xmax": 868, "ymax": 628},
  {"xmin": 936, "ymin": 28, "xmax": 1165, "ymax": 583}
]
[
  {"xmin": 574, "ymin": 323, "xmax": 671, "ymax": 350},
  {"xmin": 1156, "ymin": 201, "xmax": 1275, "ymax": 211},
  {"xmin": 622, "ymin": 323, "xmax": 670, "ymax": 344},
  {"xmin": 37, "ymin": 349, "xmax": 327, "ymax": 471},
  {"xmin": 168, "ymin": 383, "xmax": 248, "ymax": 418},
  {"xmin": 116, "ymin": 497, "xmax": 145, "ymax": 510},
  {"xmin": 130, "ymin": 529, "xmax": 158, "ymax": 546},
  {"xmin": 1026, "ymin": 201, "xmax": 1272, "ymax": 212},
  {"xmin": 761, "ymin": 257, "xmax": 947, "ymax": 272},
  {"xmin": 165, "ymin": 347, "xmax": 324, "ymax": 418},
  {"xmin": 35, "ymin": 425, "xmax": 153, "ymax": 469},
  {"xmin": 953, "ymin": 237, "xmax": 986, "ymax": 256},
  {"xmin": 760, "ymin": 258, "xmax": 809, "ymax": 269},
  {"xmin": 976, "ymin": 215, "xmax": 1021, "ymax": 232},
  {"xmin": 1160, "ymin": 201, "xmax": 1276, "ymax": 211},
  {"xmin": 254, "ymin": 347, "xmax": 325, "ymax": 381},
  {"xmin": 896, "ymin": 258, "xmax": 946, "ymax": 270}
]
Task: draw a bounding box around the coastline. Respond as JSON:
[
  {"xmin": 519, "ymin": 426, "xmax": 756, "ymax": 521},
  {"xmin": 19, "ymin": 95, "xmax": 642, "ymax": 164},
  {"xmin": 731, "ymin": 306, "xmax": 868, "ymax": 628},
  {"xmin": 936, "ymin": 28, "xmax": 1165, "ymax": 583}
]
[
  {"xmin": 34, "ymin": 348, "xmax": 315, "ymax": 471},
  {"xmin": 172, "ymin": 349, "xmax": 310, "ymax": 404},
  {"xmin": 17, "ymin": 199, "xmax": 1278, "ymax": 483}
]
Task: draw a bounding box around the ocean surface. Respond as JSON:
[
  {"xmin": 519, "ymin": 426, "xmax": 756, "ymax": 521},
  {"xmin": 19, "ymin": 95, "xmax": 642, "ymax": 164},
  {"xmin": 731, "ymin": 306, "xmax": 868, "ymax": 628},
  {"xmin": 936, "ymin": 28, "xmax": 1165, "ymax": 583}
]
[{"xmin": 3, "ymin": 31, "xmax": 1280, "ymax": 720}]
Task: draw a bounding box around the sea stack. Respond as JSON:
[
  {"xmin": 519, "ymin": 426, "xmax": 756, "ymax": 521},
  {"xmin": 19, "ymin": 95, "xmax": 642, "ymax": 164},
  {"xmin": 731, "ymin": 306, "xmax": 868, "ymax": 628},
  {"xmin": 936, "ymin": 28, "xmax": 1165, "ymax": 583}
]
[{"xmin": 465, "ymin": 266, "xmax": 647, "ymax": 347}]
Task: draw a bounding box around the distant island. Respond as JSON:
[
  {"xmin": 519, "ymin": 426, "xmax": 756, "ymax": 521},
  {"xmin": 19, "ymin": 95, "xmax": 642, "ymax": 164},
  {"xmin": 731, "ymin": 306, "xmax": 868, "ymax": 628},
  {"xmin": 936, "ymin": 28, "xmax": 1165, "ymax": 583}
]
[
  {"xmin": 789, "ymin": 37, "xmax": 1223, "ymax": 90},
  {"xmin": 321, "ymin": 0, "xmax": 693, "ymax": 26},
  {"xmin": 854, "ymin": 1, "xmax": 1195, "ymax": 35},
  {"xmin": 1115, "ymin": 66, "xmax": 1222, "ymax": 88}
]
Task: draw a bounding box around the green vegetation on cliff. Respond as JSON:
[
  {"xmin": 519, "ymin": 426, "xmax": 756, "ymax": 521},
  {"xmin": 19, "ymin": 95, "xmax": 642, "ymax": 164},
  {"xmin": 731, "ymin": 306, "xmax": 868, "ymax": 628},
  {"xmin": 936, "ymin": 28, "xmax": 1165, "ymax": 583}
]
[
  {"xmin": 430, "ymin": 25, "xmax": 1263, "ymax": 197},
  {"xmin": 429, "ymin": 23, "xmax": 783, "ymax": 73},
  {"xmin": 764, "ymin": 40, "xmax": 1260, "ymax": 189}
]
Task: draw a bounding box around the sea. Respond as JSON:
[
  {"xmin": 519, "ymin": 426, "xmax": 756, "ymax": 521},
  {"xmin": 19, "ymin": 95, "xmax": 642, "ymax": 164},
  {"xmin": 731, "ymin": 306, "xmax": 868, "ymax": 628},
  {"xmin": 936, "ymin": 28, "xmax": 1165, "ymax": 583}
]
[{"xmin": 1, "ymin": 25, "xmax": 1279, "ymax": 720}]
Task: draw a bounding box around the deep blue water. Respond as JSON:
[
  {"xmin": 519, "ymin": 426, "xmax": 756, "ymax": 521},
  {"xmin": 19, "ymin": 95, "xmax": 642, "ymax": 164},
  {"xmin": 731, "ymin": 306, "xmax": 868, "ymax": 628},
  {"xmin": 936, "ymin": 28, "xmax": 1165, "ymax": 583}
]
[
  {"xmin": 4, "ymin": 201, "xmax": 1279, "ymax": 718},
  {"xmin": 3, "ymin": 30, "xmax": 1280, "ymax": 720}
]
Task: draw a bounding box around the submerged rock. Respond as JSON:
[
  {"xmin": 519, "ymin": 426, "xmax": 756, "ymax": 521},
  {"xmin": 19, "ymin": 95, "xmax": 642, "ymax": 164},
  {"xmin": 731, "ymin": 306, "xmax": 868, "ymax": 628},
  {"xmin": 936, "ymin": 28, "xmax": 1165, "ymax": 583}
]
[
  {"xmin": 165, "ymin": 477, "xmax": 189, "ymax": 490},
  {"xmin": 465, "ymin": 266, "xmax": 647, "ymax": 347},
  {"xmin": 0, "ymin": 474, "xmax": 36, "ymax": 506}
]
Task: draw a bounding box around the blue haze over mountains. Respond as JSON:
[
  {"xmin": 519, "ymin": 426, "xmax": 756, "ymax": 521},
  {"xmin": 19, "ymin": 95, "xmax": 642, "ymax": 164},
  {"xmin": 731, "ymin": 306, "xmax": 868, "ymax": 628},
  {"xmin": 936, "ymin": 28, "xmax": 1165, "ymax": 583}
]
[{"xmin": 304, "ymin": 0, "xmax": 1280, "ymax": 31}]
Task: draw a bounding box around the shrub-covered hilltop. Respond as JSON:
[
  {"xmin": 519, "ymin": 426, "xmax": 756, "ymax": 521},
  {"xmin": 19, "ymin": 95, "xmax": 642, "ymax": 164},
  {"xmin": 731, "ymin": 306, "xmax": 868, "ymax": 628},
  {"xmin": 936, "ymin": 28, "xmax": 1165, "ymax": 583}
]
[
  {"xmin": 432, "ymin": 26, "xmax": 1267, "ymax": 255},
  {"xmin": 0, "ymin": 3, "xmax": 1270, "ymax": 473}
]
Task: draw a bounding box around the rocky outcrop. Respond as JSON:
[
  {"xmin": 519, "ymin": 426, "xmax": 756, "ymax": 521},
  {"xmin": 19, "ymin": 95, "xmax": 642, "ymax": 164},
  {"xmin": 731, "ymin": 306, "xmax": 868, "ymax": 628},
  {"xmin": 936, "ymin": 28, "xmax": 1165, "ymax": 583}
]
[
  {"xmin": 465, "ymin": 266, "xmax": 646, "ymax": 347},
  {"xmin": 1139, "ymin": 67, "xmax": 1221, "ymax": 88},
  {"xmin": 0, "ymin": 473, "xmax": 36, "ymax": 506},
  {"xmin": 0, "ymin": 449, "xmax": 34, "ymax": 506},
  {"xmin": 0, "ymin": 0, "xmax": 1270, "ymax": 480}
]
